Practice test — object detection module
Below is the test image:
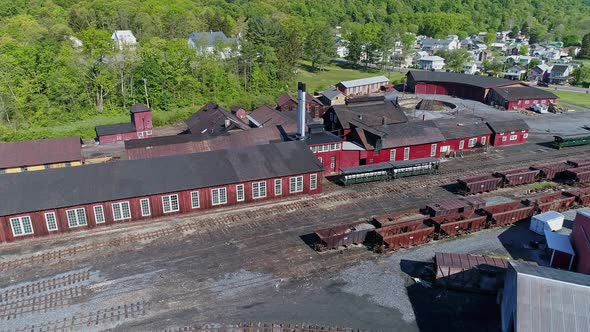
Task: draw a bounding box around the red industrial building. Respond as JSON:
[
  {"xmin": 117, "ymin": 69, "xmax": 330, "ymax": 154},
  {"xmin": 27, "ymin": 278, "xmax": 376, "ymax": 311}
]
[
  {"xmin": 429, "ymin": 119, "xmax": 492, "ymax": 156},
  {"xmin": 0, "ymin": 136, "xmax": 83, "ymax": 173},
  {"xmin": 335, "ymin": 76, "xmax": 390, "ymax": 96},
  {"xmin": 95, "ymin": 103, "xmax": 153, "ymax": 144},
  {"xmin": 571, "ymin": 211, "xmax": 590, "ymax": 274},
  {"xmin": 486, "ymin": 119, "xmax": 530, "ymax": 146},
  {"xmin": 487, "ymin": 86, "xmax": 558, "ymax": 110},
  {"xmin": 185, "ymin": 102, "xmax": 250, "ymax": 136},
  {"xmin": 0, "ymin": 141, "xmax": 322, "ymax": 242},
  {"xmin": 276, "ymin": 93, "xmax": 325, "ymax": 119}
]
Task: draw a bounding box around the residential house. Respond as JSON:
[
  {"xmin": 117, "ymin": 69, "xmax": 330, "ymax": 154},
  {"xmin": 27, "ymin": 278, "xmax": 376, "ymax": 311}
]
[
  {"xmin": 276, "ymin": 93, "xmax": 325, "ymax": 119},
  {"xmin": 187, "ymin": 31, "xmax": 238, "ymax": 59},
  {"xmin": 504, "ymin": 65, "xmax": 526, "ymax": 80},
  {"xmin": 562, "ymin": 46, "xmax": 581, "ymax": 57},
  {"xmin": 548, "ymin": 64, "xmax": 572, "ymax": 84},
  {"xmin": 111, "ymin": 30, "xmax": 137, "ymax": 50},
  {"xmin": 417, "ymin": 56, "xmax": 445, "ymax": 70},
  {"xmin": 317, "ymin": 87, "xmax": 346, "ymax": 106},
  {"xmin": 528, "ymin": 64, "xmax": 552, "ymax": 82},
  {"xmin": 335, "ymin": 36, "xmax": 348, "ymax": 58},
  {"xmin": 412, "ymin": 51, "xmax": 429, "ymax": 65},
  {"xmin": 463, "ymin": 63, "xmax": 478, "ymax": 75},
  {"xmin": 420, "ymin": 35, "xmax": 460, "ymax": 51},
  {"xmin": 490, "ymin": 42, "xmax": 507, "ymax": 52},
  {"xmin": 185, "ymin": 102, "xmax": 250, "ymax": 136}
]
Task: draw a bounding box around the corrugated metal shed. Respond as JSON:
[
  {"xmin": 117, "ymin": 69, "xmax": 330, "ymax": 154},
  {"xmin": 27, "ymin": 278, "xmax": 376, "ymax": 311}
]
[
  {"xmin": 0, "ymin": 136, "xmax": 82, "ymax": 169},
  {"xmin": 337, "ymin": 76, "xmax": 389, "ymax": 88}
]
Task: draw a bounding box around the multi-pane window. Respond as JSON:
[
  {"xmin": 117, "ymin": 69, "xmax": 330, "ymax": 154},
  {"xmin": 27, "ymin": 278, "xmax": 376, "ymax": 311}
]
[
  {"xmin": 252, "ymin": 181, "xmax": 267, "ymax": 199},
  {"xmin": 162, "ymin": 194, "xmax": 179, "ymax": 213},
  {"xmin": 468, "ymin": 138, "xmax": 477, "ymax": 147},
  {"xmin": 66, "ymin": 208, "xmax": 87, "ymax": 228},
  {"xmin": 523, "ymin": 133, "xmax": 528, "ymax": 139},
  {"xmin": 430, "ymin": 144, "xmax": 437, "ymax": 156},
  {"xmin": 140, "ymin": 198, "xmax": 151, "ymax": 217},
  {"xmin": 290, "ymin": 176, "xmax": 303, "ymax": 193},
  {"xmin": 236, "ymin": 184, "xmax": 245, "ymax": 202},
  {"xmin": 481, "ymin": 136, "xmax": 487, "ymax": 145},
  {"xmin": 510, "ymin": 135, "xmax": 518, "ymax": 141},
  {"xmin": 10, "ymin": 216, "xmax": 33, "ymax": 236},
  {"xmin": 389, "ymin": 149, "xmax": 396, "ymax": 161},
  {"xmin": 403, "ymin": 147, "xmax": 410, "ymax": 160},
  {"xmin": 502, "ymin": 136, "xmax": 507, "ymax": 142},
  {"xmin": 211, "ymin": 188, "xmax": 227, "ymax": 205},
  {"xmin": 45, "ymin": 212, "xmax": 58, "ymax": 231},
  {"xmin": 310, "ymin": 174, "xmax": 318, "ymax": 190},
  {"xmin": 191, "ymin": 191, "xmax": 200, "ymax": 208},
  {"xmin": 93, "ymin": 205, "xmax": 105, "ymax": 224},
  {"xmin": 275, "ymin": 179, "xmax": 282, "ymax": 196},
  {"xmin": 330, "ymin": 156, "xmax": 336, "ymax": 171},
  {"xmin": 112, "ymin": 201, "xmax": 131, "ymax": 221},
  {"xmin": 459, "ymin": 140, "xmax": 465, "ymax": 149}
]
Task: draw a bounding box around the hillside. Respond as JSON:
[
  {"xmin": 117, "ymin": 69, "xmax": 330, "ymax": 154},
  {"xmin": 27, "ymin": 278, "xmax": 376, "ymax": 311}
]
[{"xmin": 0, "ymin": 0, "xmax": 589, "ymax": 140}]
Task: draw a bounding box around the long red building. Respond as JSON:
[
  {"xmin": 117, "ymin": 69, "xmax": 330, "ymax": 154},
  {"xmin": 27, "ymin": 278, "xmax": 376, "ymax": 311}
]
[{"xmin": 0, "ymin": 141, "xmax": 322, "ymax": 242}]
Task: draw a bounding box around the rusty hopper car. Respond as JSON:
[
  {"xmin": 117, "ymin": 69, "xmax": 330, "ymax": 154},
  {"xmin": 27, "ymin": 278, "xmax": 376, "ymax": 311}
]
[
  {"xmin": 425, "ymin": 197, "xmax": 486, "ymax": 217},
  {"xmin": 494, "ymin": 168, "xmax": 540, "ymax": 186},
  {"xmin": 564, "ymin": 166, "xmax": 590, "ymax": 184},
  {"xmin": 567, "ymin": 159, "xmax": 590, "ymax": 168},
  {"xmin": 429, "ymin": 212, "xmax": 488, "ymax": 238},
  {"xmin": 524, "ymin": 192, "xmax": 577, "ymax": 213},
  {"xmin": 482, "ymin": 201, "xmax": 535, "ymax": 227},
  {"xmin": 457, "ymin": 175, "xmax": 503, "ymax": 195},
  {"xmin": 372, "ymin": 210, "xmax": 429, "ymax": 228},
  {"xmin": 435, "ymin": 252, "xmax": 509, "ymax": 293},
  {"xmin": 314, "ymin": 222, "xmax": 375, "ymax": 250},
  {"xmin": 375, "ymin": 220, "xmax": 435, "ymax": 251},
  {"xmin": 567, "ymin": 188, "xmax": 590, "ymax": 206},
  {"xmin": 531, "ymin": 162, "xmax": 573, "ymax": 181}
]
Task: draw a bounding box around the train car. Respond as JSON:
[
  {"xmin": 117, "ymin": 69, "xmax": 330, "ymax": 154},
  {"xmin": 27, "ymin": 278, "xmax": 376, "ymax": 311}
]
[
  {"xmin": 481, "ymin": 201, "xmax": 535, "ymax": 227},
  {"xmin": 428, "ymin": 212, "xmax": 487, "ymax": 239},
  {"xmin": 390, "ymin": 158, "xmax": 440, "ymax": 179},
  {"xmin": 524, "ymin": 192, "xmax": 577, "ymax": 213},
  {"xmin": 553, "ymin": 134, "xmax": 590, "ymax": 149},
  {"xmin": 339, "ymin": 158, "xmax": 439, "ymax": 186},
  {"xmin": 531, "ymin": 162, "xmax": 573, "ymax": 181},
  {"xmin": 314, "ymin": 222, "xmax": 376, "ymax": 251},
  {"xmin": 494, "ymin": 168, "xmax": 540, "ymax": 186},
  {"xmin": 563, "ymin": 166, "xmax": 590, "ymax": 184},
  {"xmin": 457, "ymin": 175, "xmax": 502, "ymax": 195}
]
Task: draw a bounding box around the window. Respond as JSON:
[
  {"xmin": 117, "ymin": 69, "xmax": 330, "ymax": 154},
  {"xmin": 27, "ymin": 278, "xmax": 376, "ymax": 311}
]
[
  {"xmin": 45, "ymin": 212, "xmax": 58, "ymax": 231},
  {"xmin": 330, "ymin": 143, "xmax": 336, "ymax": 151},
  {"xmin": 510, "ymin": 135, "xmax": 518, "ymax": 141},
  {"xmin": 211, "ymin": 188, "xmax": 227, "ymax": 205},
  {"xmin": 252, "ymin": 181, "xmax": 267, "ymax": 199},
  {"xmin": 140, "ymin": 198, "xmax": 151, "ymax": 217},
  {"xmin": 66, "ymin": 208, "xmax": 87, "ymax": 228},
  {"xmin": 146, "ymin": 130, "xmax": 152, "ymax": 135},
  {"xmin": 290, "ymin": 176, "xmax": 303, "ymax": 193},
  {"xmin": 112, "ymin": 201, "xmax": 131, "ymax": 221},
  {"xmin": 10, "ymin": 216, "xmax": 33, "ymax": 237},
  {"xmin": 137, "ymin": 131, "xmax": 144, "ymax": 138},
  {"xmin": 481, "ymin": 136, "xmax": 487, "ymax": 145},
  {"xmin": 330, "ymin": 156, "xmax": 336, "ymax": 171},
  {"xmin": 236, "ymin": 184, "xmax": 245, "ymax": 202},
  {"xmin": 94, "ymin": 206, "xmax": 105, "ymax": 224},
  {"xmin": 275, "ymin": 179, "xmax": 282, "ymax": 196},
  {"xmin": 502, "ymin": 136, "xmax": 507, "ymax": 142},
  {"xmin": 525, "ymin": 100, "xmax": 529, "ymax": 104},
  {"xmin": 162, "ymin": 194, "xmax": 180, "ymax": 213},
  {"xmin": 430, "ymin": 144, "xmax": 437, "ymax": 156},
  {"xmin": 468, "ymin": 138, "xmax": 477, "ymax": 148},
  {"xmin": 523, "ymin": 133, "xmax": 528, "ymax": 139},
  {"xmin": 403, "ymin": 147, "xmax": 410, "ymax": 160},
  {"xmin": 310, "ymin": 174, "xmax": 318, "ymax": 190},
  {"xmin": 335, "ymin": 143, "xmax": 341, "ymax": 150},
  {"xmin": 318, "ymin": 157, "xmax": 323, "ymax": 165},
  {"xmin": 389, "ymin": 149, "xmax": 396, "ymax": 161},
  {"xmin": 459, "ymin": 140, "xmax": 465, "ymax": 149},
  {"xmin": 191, "ymin": 191, "xmax": 200, "ymax": 208}
]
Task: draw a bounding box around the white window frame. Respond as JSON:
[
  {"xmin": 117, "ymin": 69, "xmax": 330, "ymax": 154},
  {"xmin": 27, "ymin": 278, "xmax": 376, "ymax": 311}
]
[
  {"xmin": 403, "ymin": 147, "xmax": 410, "ymax": 160},
  {"xmin": 509, "ymin": 135, "xmax": 518, "ymax": 141},
  {"xmin": 161, "ymin": 194, "xmax": 180, "ymax": 213},
  {"xmin": 289, "ymin": 176, "xmax": 304, "ymax": 193},
  {"xmin": 45, "ymin": 212, "xmax": 58, "ymax": 231},
  {"xmin": 112, "ymin": 201, "xmax": 132, "ymax": 221},
  {"xmin": 430, "ymin": 144, "xmax": 437, "ymax": 156},
  {"xmin": 468, "ymin": 138, "xmax": 477, "ymax": 148},
  {"xmin": 146, "ymin": 130, "xmax": 153, "ymax": 135},
  {"xmin": 211, "ymin": 187, "xmax": 227, "ymax": 206},
  {"xmin": 140, "ymin": 198, "xmax": 151, "ymax": 217},
  {"xmin": 191, "ymin": 191, "xmax": 200, "ymax": 208},
  {"xmin": 330, "ymin": 143, "xmax": 336, "ymax": 151},
  {"xmin": 330, "ymin": 156, "xmax": 336, "ymax": 170},
  {"xmin": 502, "ymin": 136, "xmax": 507, "ymax": 142},
  {"xmin": 252, "ymin": 181, "xmax": 267, "ymax": 199},
  {"xmin": 66, "ymin": 208, "xmax": 87, "ymax": 228},
  {"xmin": 523, "ymin": 133, "xmax": 528, "ymax": 139},
  {"xmin": 389, "ymin": 149, "xmax": 396, "ymax": 161},
  {"xmin": 481, "ymin": 136, "xmax": 487, "ymax": 145},
  {"xmin": 236, "ymin": 184, "xmax": 245, "ymax": 202},
  {"xmin": 310, "ymin": 174, "xmax": 318, "ymax": 190},
  {"xmin": 318, "ymin": 157, "xmax": 323, "ymax": 164},
  {"xmin": 10, "ymin": 216, "xmax": 33, "ymax": 237},
  {"xmin": 274, "ymin": 179, "xmax": 282, "ymax": 196},
  {"xmin": 93, "ymin": 205, "xmax": 105, "ymax": 224},
  {"xmin": 137, "ymin": 131, "xmax": 144, "ymax": 138},
  {"xmin": 459, "ymin": 140, "xmax": 465, "ymax": 149}
]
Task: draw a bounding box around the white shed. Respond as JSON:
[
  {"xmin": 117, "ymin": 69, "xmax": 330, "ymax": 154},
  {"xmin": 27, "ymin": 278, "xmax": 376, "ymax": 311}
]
[{"xmin": 529, "ymin": 211, "xmax": 564, "ymax": 235}]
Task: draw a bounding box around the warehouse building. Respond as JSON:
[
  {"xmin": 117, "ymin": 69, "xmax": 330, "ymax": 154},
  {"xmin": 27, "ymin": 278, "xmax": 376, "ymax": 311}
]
[
  {"xmin": 95, "ymin": 103, "xmax": 153, "ymax": 144},
  {"xmin": 335, "ymin": 76, "xmax": 390, "ymax": 96},
  {"xmin": 486, "ymin": 119, "xmax": 530, "ymax": 146},
  {"xmin": 429, "ymin": 119, "xmax": 492, "ymax": 156},
  {"xmin": 0, "ymin": 136, "xmax": 82, "ymax": 174},
  {"xmin": 487, "ymin": 86, "xmax": 558, "ymax": 110},
  {"xmin": 0, "ymin": 141, "xmax": 322, "ymax": 242}
]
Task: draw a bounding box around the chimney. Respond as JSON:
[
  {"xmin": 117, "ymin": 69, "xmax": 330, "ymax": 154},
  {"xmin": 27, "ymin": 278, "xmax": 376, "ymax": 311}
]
[{"xmin": 297, "ymin": 82, "xmax": 306, "ymax": 139}]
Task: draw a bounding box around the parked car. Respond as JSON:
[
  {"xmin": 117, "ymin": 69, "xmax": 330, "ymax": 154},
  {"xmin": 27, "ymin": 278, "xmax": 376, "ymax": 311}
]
[{"xmin": 530, "ymin": 104, "xmax": 549, "ymax": 113}]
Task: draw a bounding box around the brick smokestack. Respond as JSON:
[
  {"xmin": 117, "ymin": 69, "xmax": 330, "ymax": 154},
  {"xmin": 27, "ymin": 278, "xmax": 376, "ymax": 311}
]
[{"xmin": 297, "ymin": 82, "xmax": 306, "ymax": 139}]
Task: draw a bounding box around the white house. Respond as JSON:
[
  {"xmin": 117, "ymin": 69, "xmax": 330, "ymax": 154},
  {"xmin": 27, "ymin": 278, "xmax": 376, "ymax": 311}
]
[
  {"xmin": 504, "ymin": 65, "xmax": 526, "ymax": 80},
  {"xmin": 187, "ymin": 31, "xmax": 239, "ymax": 59},
  {"xmin": 418, "ymin": 56, "xmax": 445, "ymax": 70},
  {"xmin": 420, "ymin": 35, "xmax": 460, "ymax": 51},
  {"xmin": 463, "ymin": 63, "xmax": 478, "ymax": 75},
  {"xmin": 111, "ymin": 30, "xmax": 137, "ymax": 50},
  {"xmin": 336, "ymin": 36, "xmax": 349, "ymax": 58}
]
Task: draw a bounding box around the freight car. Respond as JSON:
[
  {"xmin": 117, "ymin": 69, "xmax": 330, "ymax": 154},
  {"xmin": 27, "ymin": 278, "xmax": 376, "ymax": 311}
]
[
  {"xmin": 339, "ymin": 158, "xmax": 439, "ymax": 186},
  {"xmin": 314, "ymin": 221, "xmax": 375, "ymax": 251},
  {"xmin": 553, "ymin": 134, "xmax": 590, "ymax": 149},
  {"xmin": 457, "ymin": 175, "xmax": 503, "ymax": 195},
  {"xmin": 428, "ymin": 212, "xmax": 487, "ymax": 239},
  {"xmin": 563, "ymin": 166, "xmax": 590, "ymax": 184},
  {"xmin": 524, "ymin": 192, "xmax": 577, "ymax": 213},
  {"xmin": 481, "ymin": 201, "xmax": 535, "ymax": 227},
  {"xmin": 530, "ymin": 162, "xmax": 573, "ymax": 181}
]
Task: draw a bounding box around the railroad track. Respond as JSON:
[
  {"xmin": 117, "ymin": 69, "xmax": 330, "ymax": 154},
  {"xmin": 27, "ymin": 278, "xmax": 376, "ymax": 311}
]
[
  {"xmin": 0, "ymin": 286, "xmax": 86, "ymax": 320},
  {"xmin": 162, "ymin": 323, "xmax": 362, "ymax": 332},
  {"xmin": 0, "ymin": 270, "xmax": 91, "ymax": 303}
]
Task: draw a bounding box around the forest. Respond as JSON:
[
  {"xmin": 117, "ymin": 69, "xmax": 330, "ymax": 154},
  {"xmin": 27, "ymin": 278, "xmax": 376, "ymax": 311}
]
[{"xmin": 1, "ymin": 0, "xmax": 589, "ymax": 140}]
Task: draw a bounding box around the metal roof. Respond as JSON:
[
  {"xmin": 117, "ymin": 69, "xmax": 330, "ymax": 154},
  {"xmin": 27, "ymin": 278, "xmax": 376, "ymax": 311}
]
[
  {"xmin": 544, "ymin": 230, "xmax": 575, "ymax": 255},
  {"xmin": 318, "ymin": 87, "xmax": 343, "ymax": 100},
  {"xmin": 429, "ymin": 119, "xmax": 492, "ymax": 140},
  {"xmin": 0, "ymin": 137, "xmax": 82, "ymax": 169},
  {"xmin": 249, "ymin": 105, "xmax": 297, "ymax": 129},
  {"xmin": 508, "ymin": 260, "xmax": 590, "ymax": 332},
  {"xmin": 408, "ymin": 71, "xmax": 517, "ymax": 88},
  {"xmin": 95, "ymin": 122, "xmax": 136, "ymax": 136},
  {"xmin": 188, "ymin": 31, "xmax": 236, "ymax": 47},
  {"xmin": 491, "ymin": 86, "xmax": 558, "ymax": 101},
  {"xmin": 331, "ymin": 100, "xmax": 408, "ymax": 130},
  {"xmin": 486, "ymin": 119, "xmax": 530, "ymax": 133},
  {"xmin": 130, "ymin": 103, "xmax": 151, "ymax": 113},
  {"xmin": 0, "ymin": 141, "xmax": 322, "ymax": 216},
  {"xmin": 185, "ymin": 102, "xmax": 250, "ymax": 136},
  {"xmin": 337, "ymin": 76, "xmax": 389, "ymax": 88},
  {"xmin": 372, "ymin": 122, "xmax": 445, "ymax": 149}
]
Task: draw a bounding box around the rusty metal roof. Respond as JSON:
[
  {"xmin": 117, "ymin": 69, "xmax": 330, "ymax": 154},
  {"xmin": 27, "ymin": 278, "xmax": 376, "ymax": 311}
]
[
  {"xmin": 0, "ymin": 136, "xmax": 82, "ymax": 169},
  {"xmin": 185, "ymin": 102, "xmax": 250, "ymax": 136},
  {"xmin": 436, "ymin": 252, "xmax": 509, "ymax": 270},
  {"xmin": 331, "ymin": 100, "xmax": 408, "ymax": 130},
  {"xmin": 249, "ymin": 105, "xmax": 297, "ymax": 130},
  {"xmin": 491, "ymin": 86, "xmax": 558, "ymax": 101}
]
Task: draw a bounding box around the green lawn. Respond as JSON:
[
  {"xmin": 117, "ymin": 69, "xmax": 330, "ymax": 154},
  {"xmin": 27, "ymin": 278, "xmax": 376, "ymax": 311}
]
[
  {"xmin": 296, "ymin": 60, "xmax": 405, "ymax": 92},
  {"xmin": 552, "ymin": 90, "xmax": 590, "ymax": 109}
]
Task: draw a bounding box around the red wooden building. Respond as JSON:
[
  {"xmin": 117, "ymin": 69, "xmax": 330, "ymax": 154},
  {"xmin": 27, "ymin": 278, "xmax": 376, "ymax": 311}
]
[
  {"xmin": 95, "ymin": 103, "xmax": 153, "ymax": 144},
  {"xmin": 486, "ymin": 119, "xmax": 529, "ymax": 146},
  {"xmin": 430, "ymin": 119, "xmax": 492, "ymax": 156},
  {"xmin": 276, "ymin": 93, "xmax": 325, "ymax": 119},
  {"xmin": 0, "ymin": 141, "xmax": 322, "ymax": 242},
  {"xmin": 185, "ymin": 102, "xmax": 250, "ymax": 137},
  {"xmin": 487, "ymin": 86, "xmax": 558, "ymax": 110},
  {"xmin": 335, "ymin": 76, "xmax": 390, "ymax": 96},
  {"xmin": 571, "ymin": 211, "xmax": 590, "ymax": 274},
  {"xmin": 302, "ymin": 124, "xmax": 343, "ymax": 175}
]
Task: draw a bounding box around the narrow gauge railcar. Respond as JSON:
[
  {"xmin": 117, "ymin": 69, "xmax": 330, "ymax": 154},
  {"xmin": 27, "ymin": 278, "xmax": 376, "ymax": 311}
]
[
  {"xmin": 339, "ymin": 158, "xmax": 439, "ymax": 186},
  {"xmin": 553, "ymin": 134, "xmax": 590, "ymax": 149}
]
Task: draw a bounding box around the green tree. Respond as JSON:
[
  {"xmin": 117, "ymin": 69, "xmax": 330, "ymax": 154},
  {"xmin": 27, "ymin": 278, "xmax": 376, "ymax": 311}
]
[
  {"xmin": 436, "ymin": 48, "xmax": 472, "ymax": 72},
  {"xmin": 519, "ymin": 45, "xmax": 529, "ymax": 56},
  {"xmin": 573, "ymin": 66, "xmax": 590, "ymax": 85},
  {"xmin": 304, "ymin": 23, "xmax": 335, "ymax": 71},
  {"xmin": 581, "ymin": 33, "xmax": 590, "ymax": 59},
  {"xmin": 484, "ymin": 31, "xmax": 495, "ymax": 45},
  {"xmin": 562, "ymin": 34, "xmax": 581, "ymax": 47}
]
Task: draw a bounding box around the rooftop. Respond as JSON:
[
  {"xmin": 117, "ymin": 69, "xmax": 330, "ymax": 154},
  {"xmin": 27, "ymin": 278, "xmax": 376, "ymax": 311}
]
[
  {"xmin": 486, "ymin": 119, "xmax": 530, "ymax": 133},
  {"xmin": 0, "ymin": 137, "xmax": 82, "ymax": 169},
  {"xmin": 185, "ymin": 102, "xmax": 250, "ymax": 136},
  {"xmin": 429, "ymin": 119, "xmax": 492, "ymax": 140},
  {"xmin": 331, "ymin": 100, "xmax": 408, "ymax": 130},
  {"xmin": 408, "ymin": 71, "xmax": 517, "ymax": 88},
  {"xmin": 95, "ymin": 122, "xmax": 136, "ymax": 136},
  {"xmin": 337, "ymin": 76, "xmax": 389, "ymax": 88},
  {"xmin": 188, "ymin": 31, "xmax": 236, "ymax": 47},
  {"xmin": 491, "ymin": 86, "xmax": 558, "ymax": 101}
]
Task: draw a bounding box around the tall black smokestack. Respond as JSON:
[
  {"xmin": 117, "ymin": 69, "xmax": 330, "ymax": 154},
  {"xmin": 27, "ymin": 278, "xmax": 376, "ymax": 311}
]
[{"xmin": 297, "ymin": 82, "xmax": 306, "ymax": 139}]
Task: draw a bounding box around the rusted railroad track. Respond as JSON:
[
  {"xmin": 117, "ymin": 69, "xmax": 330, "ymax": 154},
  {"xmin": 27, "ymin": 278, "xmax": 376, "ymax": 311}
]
[
  {"xmin": 162, "ymin": 323, "xmax": 362, "ymax": 332},
  {"xmin": 0, "ymin": 286, "xmax": 86, "ymax": 320},
  {"xmin": 0, "ymin": 270, "xmax": 91, "ymax": 303}
]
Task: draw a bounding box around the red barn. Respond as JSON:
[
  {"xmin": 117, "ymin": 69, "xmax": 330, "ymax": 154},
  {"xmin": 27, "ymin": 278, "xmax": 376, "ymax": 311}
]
[
  {"xmin": 571, "ymin": 211, "xmax": 590, "ymax": 274},
  {"xmin": 0, "ymin": 141, "xmax": 322, "ymax": 243},
  {"xmin": 430, "ymin": 119, "xmax": 492, "ymax": 156},
  {"xmin": 487, "ymin": 119, "xmax": 530, "ymax": 146},
  {"xmin": 95, "ymin": 103, "xmax": 153, "ymax": 144},
  {"xmin": 276, "ymin": 93, "xmax": 325, "ymax": 119},
  {"xmin": 487, "ymin": 86, "xmax": 558, "ymax": 110}
]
